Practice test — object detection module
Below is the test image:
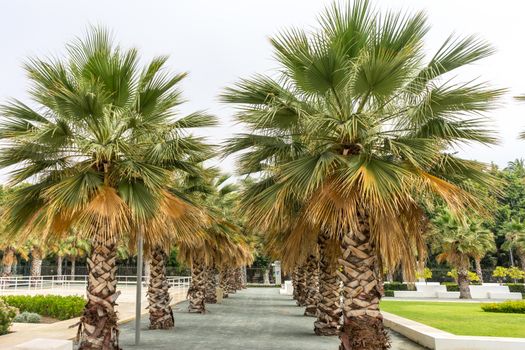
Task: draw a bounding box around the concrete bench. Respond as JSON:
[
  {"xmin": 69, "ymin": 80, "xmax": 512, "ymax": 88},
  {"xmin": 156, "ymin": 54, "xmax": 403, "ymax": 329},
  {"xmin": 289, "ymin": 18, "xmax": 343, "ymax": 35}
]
[
  {"xmin": 279, "ymin": 280, "xmax": 293, "ymax": 295},
  {"xmin": 15, "ymin": 338, "xmax": 72, "ymax": 350},
  {"xmin": 470, "ymin": 285, "xmax": 512, "ymax": 299},
  {"xmin": 394, "ymin": 285, "xmax": 447, "ymax": 298},
  {"xmin": 437, "ymin": 291, "xmax": 460, "ymax": 299},
  {"xmin": 488, "ymin": 292, "xmax": 522, "ymax": 300}
]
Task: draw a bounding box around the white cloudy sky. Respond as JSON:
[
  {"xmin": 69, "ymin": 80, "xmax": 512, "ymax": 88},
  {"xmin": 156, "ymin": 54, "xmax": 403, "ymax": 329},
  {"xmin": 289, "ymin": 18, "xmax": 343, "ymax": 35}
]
[{"xmin": 0, "ymin": 0, "xmax": 524, "ymax": 178}]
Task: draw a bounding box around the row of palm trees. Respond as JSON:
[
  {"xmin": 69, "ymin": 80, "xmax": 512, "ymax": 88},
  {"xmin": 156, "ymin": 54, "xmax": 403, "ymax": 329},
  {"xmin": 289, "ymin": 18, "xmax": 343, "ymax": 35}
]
[{"xmin": 0, "ymin": 1, "xmax": 522, "ymax": 350}]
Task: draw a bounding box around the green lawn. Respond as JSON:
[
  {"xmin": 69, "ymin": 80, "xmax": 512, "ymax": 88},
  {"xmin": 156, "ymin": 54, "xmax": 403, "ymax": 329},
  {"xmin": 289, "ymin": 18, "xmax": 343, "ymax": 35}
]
[{"xmin": 381, "ymin": 301, "xmax": 525, "ymax": 338}]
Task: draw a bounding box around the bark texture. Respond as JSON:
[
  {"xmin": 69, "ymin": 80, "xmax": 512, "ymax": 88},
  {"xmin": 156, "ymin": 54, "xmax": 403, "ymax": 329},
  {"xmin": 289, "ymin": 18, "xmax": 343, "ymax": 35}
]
[
  {"xmin": 188, "ymin": 257, "xmax": 206, "ymax": 313},
  {"xmin": 339, "ymin": 209, "xmax": 389, "ymax": 350},
  {"xmin": 1, "ymin": 247, "xmax": 14, "ymax": 277},
  {"xmin": 474, "ymin": 257, "xmax": 483, "ymax": 284},
  {"xmin": 295, "ymin": 264, "xmax": 307, "ymax": 307},
  {"xmin": 457, "ymin": 261, "xmax": 472, "ymax": 299},
  {"xmin": 57, "ymin": 255, "xmax": 63, "ymax": 276},
  {"xmin": 314, "ymin": 231, "xmax": 341, "ymax": 336},
  {"xmin": 233, "ymin": 267, "xmax": 243, "ymax": 291},
  {"xmin": 148, "ymin": 246, "xmax": 174, "ymax": 329},
  {"xmin": 304, "ymin": 254, "xmax": 319, "ymax": 317},
  {"xmin": 220, "ymin": 269, "xmax": 229, "ymax": 298},
  {"xmin": 77, "ymin": 237, "xmax": 120, "ymax": 350},
  {"xmin": 205, "ymin": 267, "xmax": 218, "ymax": 304},
  {"xmin": 30, "ymin": 247, "xmax": 43, "ymax": 277},
  {"xmin": 71, "ymin": 257, "xmax": 76, "ymax": 277}
]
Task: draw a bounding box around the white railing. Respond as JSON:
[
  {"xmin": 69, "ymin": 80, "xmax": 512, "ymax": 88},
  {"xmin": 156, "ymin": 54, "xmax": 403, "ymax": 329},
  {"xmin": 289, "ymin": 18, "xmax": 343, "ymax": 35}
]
[{"xmin": 0, "ymin": 275, "xmax": 191, "ymax": 293}]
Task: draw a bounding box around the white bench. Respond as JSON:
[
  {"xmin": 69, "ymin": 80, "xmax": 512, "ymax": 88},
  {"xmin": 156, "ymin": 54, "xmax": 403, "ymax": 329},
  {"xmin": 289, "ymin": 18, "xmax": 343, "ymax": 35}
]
[
  {"xmin": 394, "ymin": 284, "xmax": 447, "ymax": 298},
  {"xmin": 488, "ymin": 291, "xmax": 522, "ymax": 300},
  {"xmin": 15, "ymin": 338, "xmax": 72, "ymax": 350},
  {"xmin": 279, "ymin": 280, "xmax": 293, "ymax": 295},
  {"xmin": 437, "ymin": 291, "xmax": 460, "ymax": 299}
]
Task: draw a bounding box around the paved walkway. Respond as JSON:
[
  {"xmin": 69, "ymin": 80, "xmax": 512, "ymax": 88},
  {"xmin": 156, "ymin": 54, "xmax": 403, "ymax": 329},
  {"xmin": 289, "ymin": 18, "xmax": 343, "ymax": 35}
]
[
  {"xmin": 0, "ymin": 287, "xmax": 187, "ymax": 349},
  {"xmin": 120, "ymin": 288, "xmax": 424, "ymax": 350}
]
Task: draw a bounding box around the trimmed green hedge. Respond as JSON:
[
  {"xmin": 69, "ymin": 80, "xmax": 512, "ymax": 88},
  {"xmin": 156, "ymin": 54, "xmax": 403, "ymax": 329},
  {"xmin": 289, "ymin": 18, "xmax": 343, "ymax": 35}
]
[
  {"xmin": 506, "ymin": 283, "xmax": 525, "ymax": 298},
  {"xmin": 481, "ymin": 300, "xmax": 525, "ymax": 314},
  {"xmin": 384, "ymin": 290, "xmax": 394, "ymax": 297},
  {"xmin": 1, "ymin": 295, "xmax": 85, "ymax": 320},
  {"xmin": 441, "ymin": 282, "xmax": 459, "ymax": 291},
  {"xmin": 384, "ymin": 282, "xmax": 408, "ymax": 291}
]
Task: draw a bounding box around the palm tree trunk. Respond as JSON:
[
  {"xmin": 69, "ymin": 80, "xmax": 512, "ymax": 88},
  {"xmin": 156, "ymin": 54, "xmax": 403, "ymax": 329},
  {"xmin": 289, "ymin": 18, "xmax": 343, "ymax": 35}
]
[
  {"xmin": 474, "ymin": 257, "xmax": 483, "ymax": 284},
  {"xmin": 295, "ymin": 263, "xmax": 307, "ymax": 307},
  {"xmin": 458, "ymin": 260, "xmax": 472, "ymax": 299},
  {"xmin": 518, "ymin": 250, "xmax": 525, "ymax": 275},
  {"xmin": 30, "ymin": 247, "xmax": 43, "ymax": 277},
  {"xmin": 241, "ymin": 266, "xmax": 247, "ymax": 288},
  {"xmin": 304, "ymin": 253, "xmax": 319, "ymax": 317},
  {"xmin": 219, "ymin": 269, "xmax": 229, "ymax": 298},
  {"xmin": 314, "ymin": 231, "xmax": 341, "ymax": 336},
  {"xmin": 188, "ymin": 257, "xmax": 206, "ymax": 313},
  {"xmin": 57, "ymin": 255, "xmax": 63, "ymax": 276},
  {"xmin": 205, "ymin": 267, "xmax": 218, "ymax": 304},
  {"xmin": 292, "ymin": 267, "xmax": 299, "ymax": 301},
  {"xmin": 148, "ymin": 246, "xmax": 174, "ymax": 329},
  {"xmin": 1, "ymin": 247, "xmax": 15, "ymax": 277},
  {"xmin": 339, "ymin": 209, "xmax": 389, "ymax": 350},
  {"xmin": 263, "ymin": 268, "xmax": 270, "ymax": 284},
  {"xmin": 77, "ymin": 236, "xmax": 120, "ymax": 350},
  {"xmin": 233, "ymin": 267, "xmax": 243, "ymax": 290},
  {"xmin": 71, "ymin": 257, "xmax": 76, "ymax": 278},
  {"xmin": 225, "ymin": 267, "xmax": 236, "ymax": 294}
]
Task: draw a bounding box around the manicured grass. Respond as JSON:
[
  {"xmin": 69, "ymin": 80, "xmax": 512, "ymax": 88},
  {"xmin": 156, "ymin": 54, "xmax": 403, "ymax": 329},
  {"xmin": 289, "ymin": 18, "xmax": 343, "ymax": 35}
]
[{"xmin": 381, "ymin": 300, "xmax": 525, "ymax": 338}]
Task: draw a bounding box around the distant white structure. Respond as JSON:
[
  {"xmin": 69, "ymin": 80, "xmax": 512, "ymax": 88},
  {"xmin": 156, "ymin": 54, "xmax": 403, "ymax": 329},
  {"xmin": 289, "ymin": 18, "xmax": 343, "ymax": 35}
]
[
  {"xmin": 273, "ymin": 261, "xmax": 282, "ymax": 285},
  {"xmin": 393, "ymin": 283, "xmax": 522, "ymax": 300}
]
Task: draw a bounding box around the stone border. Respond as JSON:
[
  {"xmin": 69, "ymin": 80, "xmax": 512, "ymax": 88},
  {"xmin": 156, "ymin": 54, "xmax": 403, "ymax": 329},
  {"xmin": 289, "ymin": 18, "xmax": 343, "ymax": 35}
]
[{"xmin": 383, "ymin": 311, "xmax": 525, "ymax": 350}]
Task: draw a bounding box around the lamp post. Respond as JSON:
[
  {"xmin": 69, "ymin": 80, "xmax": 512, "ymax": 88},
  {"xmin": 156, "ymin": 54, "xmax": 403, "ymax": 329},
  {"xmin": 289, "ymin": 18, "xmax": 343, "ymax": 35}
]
[{"xmin": 135, "ymin": 231, "xmax": 144, "ymax": 345}]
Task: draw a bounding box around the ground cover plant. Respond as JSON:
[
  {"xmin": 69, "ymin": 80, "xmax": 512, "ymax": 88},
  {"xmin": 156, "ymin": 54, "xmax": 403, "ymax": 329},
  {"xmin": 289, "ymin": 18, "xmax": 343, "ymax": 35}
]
[
  {"xmin": 1, "ymin": 295, "xmax": 84, "ymax": 320},
  {"xmin": 481, "ymin": 300, "xmax": 525, "ymax": 314},
  {"xmin": 381, "ymin": 300, "xmax": 525, "ymax": 337}
]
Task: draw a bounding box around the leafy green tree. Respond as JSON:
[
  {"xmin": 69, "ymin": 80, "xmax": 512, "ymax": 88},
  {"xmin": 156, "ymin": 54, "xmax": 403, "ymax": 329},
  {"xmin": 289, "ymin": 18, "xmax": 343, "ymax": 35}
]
[
  {"xmin": 501, "ymin": 219, "xmax": 525, "ymax": 272},
  {"xmin": 222, "ymin": 1, "xmax": 502, "ymax": 347},
  {"xmin": 0, "ymin": 28, "xmax": 215, "ymax": 349}
]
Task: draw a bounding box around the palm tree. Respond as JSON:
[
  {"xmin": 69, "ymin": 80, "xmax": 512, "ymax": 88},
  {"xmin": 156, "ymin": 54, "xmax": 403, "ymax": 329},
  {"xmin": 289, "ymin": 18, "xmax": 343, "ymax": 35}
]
[
  {"xmin": 222, "ymin": 1, "xmax": 502, "ymax": 347},
  {"xmin": 431, "ymin": 211, "xmax": 495, "ymax": 297},
  {"xmin": 0, "ymin": 28, "xmax": 215, "ymax": 349},
  {"xmin": 64, "ymin": 235, "xmax": 91, "ymax": 278},
  {"xmin": 502, "ymin": 219, "xmax": 525, "ymax": 272},
  {"xmin": 50, "ymin": 239, "xmax": 69, "ymax": 276}
]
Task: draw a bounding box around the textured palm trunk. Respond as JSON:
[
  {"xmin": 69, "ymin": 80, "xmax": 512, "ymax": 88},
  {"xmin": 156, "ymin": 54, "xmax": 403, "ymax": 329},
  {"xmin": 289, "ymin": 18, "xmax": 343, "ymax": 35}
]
[
  {"xmin": 188, "ymin": 257, "xmax": 206, "ymax": 313},
  {"xmin": 233, "ymin": 267, "xmax": 243, "ymax": 290},
  {"xmin": 339, "ymin": 209, "xmax": 389, "ymax": 350},
  {"xmin": 242, "ymin": 266, "xmax": 248, "ymax": 288},
  {"xmin": 148, "ymin": 246, "xmax": 174, "ymax": 329},
  {"xmin": 220, "ymin": 269, "xmax": 229, "ymax": 298},
  {"xmin": 205, "ymin": 267, "xmax": 218, "ymax": 304},
  {"xmin": 304, "ymin": 254, "xmax": 320, "ymax": 317},
  {"xmin": 77, "ymin": 236, "xmax": 120, "ymax": 350},
  {"xmin": 518, "ymin": 250, "xmax": 525, "ymax": 274},
  {"xmin": 30, "ymin": 247, "xmax": 43, "ymax": 287},
  {"xmin": 474, "ymin": 257, "xmax": 483, "ymax": 284},
  {"xmin": 1, "ymin": 247, "xmax": 14, "ymax": 277},
  {"xmin": 57, "ymin": 255, "xmax": 63, "ymax": 276},
  {"xmin": 30, "ymin": 247, "xmax": 43, "ymax": 277},
  {"xmin": 314, "ymin": 231, "xmax": 341, "ymax": 336},
  {"xmin": 225, "ymin": 267, "xmax": 237, "ymax": 294},
  {"xmin": 457, "ymin": 260, "xmax": 471, "ymax": 299},
  {"xmin": 292, "ymin": 267, "xmax": 299, "ymax": 301},
  {"xmin": 71, "ymin": 257, "xmax": 76, "ymax": 278},
  {"xmin": 263, "ymin": 268, "xmax": 270, "ymax": 284},
  {"xmin": 295, "ymin": 264, "xmax": 307, "ymax": 307}
]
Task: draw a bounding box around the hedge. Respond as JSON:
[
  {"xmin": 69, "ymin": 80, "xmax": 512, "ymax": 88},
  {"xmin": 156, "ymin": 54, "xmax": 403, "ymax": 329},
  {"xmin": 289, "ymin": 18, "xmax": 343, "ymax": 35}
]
[
  {"xmin": 0, "ymin": 299, "xmax": 17, "ymax": 335},
  {"xmin": 384, "ymin": 290, "xmax": 395, "ymax": 297},
  {"xmin": 481, "ymin": 300, "xmax": 525, "ymax": 314},
  {"xmin": 1, "ymin": 295, "xmax": 85, "ymax": 320},
  {"xmin": 506, "ymin": 283, "xmax": 525, "ymax": 298},
  {"xmin": 383, "ymin": 282, "xmax": 408, "ymax": 291}
]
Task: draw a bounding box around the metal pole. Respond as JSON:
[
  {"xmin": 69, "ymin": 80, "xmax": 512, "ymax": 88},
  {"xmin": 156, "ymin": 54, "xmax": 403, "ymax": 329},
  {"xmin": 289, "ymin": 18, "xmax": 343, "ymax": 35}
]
[{"xmin": 135, "ymin": 231, "xmax": 144, "ymax": 345}]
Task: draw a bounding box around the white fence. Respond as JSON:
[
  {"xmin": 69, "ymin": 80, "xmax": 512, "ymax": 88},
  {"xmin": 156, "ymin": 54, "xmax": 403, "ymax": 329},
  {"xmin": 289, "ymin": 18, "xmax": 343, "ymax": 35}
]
[{"xmin": 0, "ymin": 275, "xmax": 191, "ymax": 293}]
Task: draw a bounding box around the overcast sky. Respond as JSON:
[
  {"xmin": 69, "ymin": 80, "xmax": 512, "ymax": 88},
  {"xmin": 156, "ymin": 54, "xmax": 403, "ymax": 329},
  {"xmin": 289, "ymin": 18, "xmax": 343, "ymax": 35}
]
[{"xmin": 0, "ymin": 0, "xmax": 524, "ymax": 179}]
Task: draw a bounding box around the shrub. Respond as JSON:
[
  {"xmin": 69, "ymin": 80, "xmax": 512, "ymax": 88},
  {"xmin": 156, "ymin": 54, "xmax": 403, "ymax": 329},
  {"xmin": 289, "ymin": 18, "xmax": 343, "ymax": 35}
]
[
  {"xmin": 13, "ymin": 311, "xmax": 41, "ymax": 323},
  {"xmin": 481, "ymin": 300, "xmax": 525, "ymax": 314},
  {"xmin": 507, "ymin": 267, "xmax": 525, "ymax": 281},
  {"xmin": 447, "ymin": 269, "xmax": 480, "ymax": 282},
  {"xmin": 1, "ymin": 295, "xmax": 85, "ymax": 320},
  {"xmin": 441, "ymin": 282, "xmax": 459, "ymax": 291},
  {"xmin": 383, "ymin": 282, "xmax": 408, "ymax": 291},
  {"xmin": 384, "ymin": 290, "xmax": 394, "ymax": 297},
  {"xmin": 416, "ymin": 267, "xmax": 432, "ymax": 281},
  {"xmin": 0, "ymin": 299, "xmax": 17, "ymax": 335},
  {"xmin": 506, "ymin": 283, "xmax": 525, "ymax": 298}
]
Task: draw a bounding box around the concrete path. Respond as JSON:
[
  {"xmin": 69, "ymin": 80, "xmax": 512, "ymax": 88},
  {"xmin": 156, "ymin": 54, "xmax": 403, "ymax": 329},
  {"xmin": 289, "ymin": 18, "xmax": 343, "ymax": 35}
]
[{"xmin": 119, "ymin": 288, "xmax": 424, "ymax": 350}]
